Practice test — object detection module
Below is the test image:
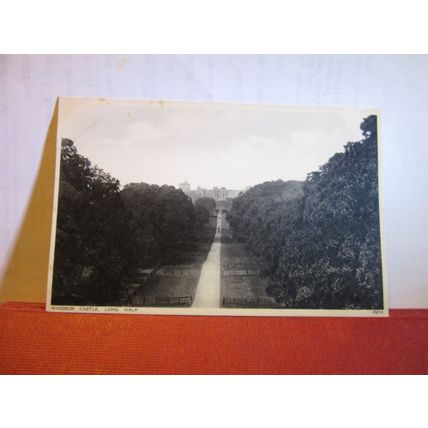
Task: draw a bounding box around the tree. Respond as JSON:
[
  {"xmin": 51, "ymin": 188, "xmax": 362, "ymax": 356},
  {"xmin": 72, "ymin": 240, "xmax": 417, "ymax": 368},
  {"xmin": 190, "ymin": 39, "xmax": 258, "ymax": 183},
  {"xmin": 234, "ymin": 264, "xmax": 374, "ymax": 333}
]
[
  {"xmin": 195, "ymin": 197, "xmax": 216, "ymax": 213},
  {"xmin": 194, "ymin": 197, "xmax": 216, "ymax": 233},
  {"xmin": 228, "ymin": 116, "xmax": 383, "ymax": 310},
  {"xmin": 121, "ymin": 182, "xmax": 197, "ymax": 266},
  {"xmin": 53, "ymin": 140, "xmax": 218, "ymax": 306},
  {"xmin": 52, "ymin": 139, "xmax": 134, "ymax": 305}
]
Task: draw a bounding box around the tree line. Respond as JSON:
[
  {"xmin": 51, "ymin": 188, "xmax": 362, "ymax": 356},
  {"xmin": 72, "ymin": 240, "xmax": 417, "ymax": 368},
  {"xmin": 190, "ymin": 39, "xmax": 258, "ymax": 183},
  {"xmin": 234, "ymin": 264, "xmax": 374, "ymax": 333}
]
[
  {"xmin": 227, "ymin": 115, "xmax": 383, "ymax": 309},
  {"xmin": 52, "ymin": 139, "xmax": 215, "ymax": 306}
]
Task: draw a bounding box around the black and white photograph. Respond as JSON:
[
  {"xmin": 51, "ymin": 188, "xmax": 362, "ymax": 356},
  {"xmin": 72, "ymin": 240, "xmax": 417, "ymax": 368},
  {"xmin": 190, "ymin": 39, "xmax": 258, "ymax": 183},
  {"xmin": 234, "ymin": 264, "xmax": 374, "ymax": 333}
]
[{"xmin": 47, "ymin": 97, "xmax": 387, "ymax": 316}]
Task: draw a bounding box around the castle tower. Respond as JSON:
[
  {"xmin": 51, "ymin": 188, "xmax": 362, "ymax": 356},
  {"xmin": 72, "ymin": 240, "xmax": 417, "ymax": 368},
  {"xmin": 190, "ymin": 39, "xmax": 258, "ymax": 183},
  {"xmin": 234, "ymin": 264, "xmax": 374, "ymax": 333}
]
[{"xmin": 179, "ymin": 181, "xmax": 191, "ymax": 193}]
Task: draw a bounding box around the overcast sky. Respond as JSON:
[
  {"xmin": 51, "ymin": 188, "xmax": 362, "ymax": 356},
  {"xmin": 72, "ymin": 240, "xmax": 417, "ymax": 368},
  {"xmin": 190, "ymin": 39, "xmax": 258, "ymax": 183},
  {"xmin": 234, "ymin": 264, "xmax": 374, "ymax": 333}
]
[{"xmin": 58, "ymin": 98, "xmax": 374, "ymax": 190}]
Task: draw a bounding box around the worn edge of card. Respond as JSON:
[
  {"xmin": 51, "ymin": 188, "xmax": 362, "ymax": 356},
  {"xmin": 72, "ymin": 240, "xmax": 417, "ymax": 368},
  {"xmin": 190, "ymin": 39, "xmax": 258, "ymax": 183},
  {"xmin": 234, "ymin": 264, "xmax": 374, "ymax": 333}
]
[{"xmin": 46, "ymin": 96, "xmax": 389, "ymax": 317}]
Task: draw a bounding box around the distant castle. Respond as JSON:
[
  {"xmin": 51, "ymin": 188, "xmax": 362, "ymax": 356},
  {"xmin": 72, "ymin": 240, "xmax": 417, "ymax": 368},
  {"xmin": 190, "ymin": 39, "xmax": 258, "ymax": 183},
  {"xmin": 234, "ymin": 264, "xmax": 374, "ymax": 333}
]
[{"xmin": 179, "ymin": 181, "xmax": 241, "ymax": 201}]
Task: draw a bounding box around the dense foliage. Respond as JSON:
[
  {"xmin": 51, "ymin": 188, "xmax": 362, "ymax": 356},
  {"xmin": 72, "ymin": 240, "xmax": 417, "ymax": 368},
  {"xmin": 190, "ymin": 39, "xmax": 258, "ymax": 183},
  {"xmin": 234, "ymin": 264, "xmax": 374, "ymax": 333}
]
[
  {"xmin": 194, "ymin": 197, "xmax": 217, "ymax": 228},
  {"xmin": 227, "ymin": 116, "xmax": 383, "ymax": 309},
  {"xmin": 121, "ymin": 182, "xmax": 198, "ymax": 267},
  {"xmin": 52, "ymin": 139, "xmax": 210, "ymax": 305},
  {"xmin": 195, "ymin": 197, "xmax": 216, "ymax": 213},
  {"xmin": 52, "ymin": 139, "xmax": 133, "ymax": 305}
]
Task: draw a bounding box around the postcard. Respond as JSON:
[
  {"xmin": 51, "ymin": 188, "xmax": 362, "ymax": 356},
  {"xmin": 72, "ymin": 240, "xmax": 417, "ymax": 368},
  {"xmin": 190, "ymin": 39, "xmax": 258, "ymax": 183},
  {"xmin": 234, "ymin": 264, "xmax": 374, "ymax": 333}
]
[{"xmin": 46, "ymin": 97, "xmax": 387, "ymax": 316}]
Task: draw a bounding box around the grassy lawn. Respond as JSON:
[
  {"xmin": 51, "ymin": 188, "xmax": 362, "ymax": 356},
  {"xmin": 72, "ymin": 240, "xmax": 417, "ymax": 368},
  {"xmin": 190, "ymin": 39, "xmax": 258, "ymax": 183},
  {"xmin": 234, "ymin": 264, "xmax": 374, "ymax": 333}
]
[
  {"xmin": 130, "ymin": 216, "xmax": 217, "ymax": 306},
  {"xmin": 220, "ymin": 216, "xmax": 279, "ymax": 308}
]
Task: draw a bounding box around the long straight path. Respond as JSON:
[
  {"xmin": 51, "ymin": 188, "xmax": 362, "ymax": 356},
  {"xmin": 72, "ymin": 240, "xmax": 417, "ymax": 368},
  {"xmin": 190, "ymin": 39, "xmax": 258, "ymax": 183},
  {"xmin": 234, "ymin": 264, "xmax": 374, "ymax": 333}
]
[{"xmin": 192, "ymin": 213, "xmax": 222, "ymax": 308}]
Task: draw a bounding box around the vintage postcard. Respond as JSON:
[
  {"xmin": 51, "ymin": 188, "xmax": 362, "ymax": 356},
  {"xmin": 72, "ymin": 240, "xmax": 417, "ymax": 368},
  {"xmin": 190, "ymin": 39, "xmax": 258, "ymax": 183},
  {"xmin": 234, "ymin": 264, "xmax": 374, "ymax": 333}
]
[{"xmin": 46, "ymin": 97, "xmax": 387, "ymax": 316}]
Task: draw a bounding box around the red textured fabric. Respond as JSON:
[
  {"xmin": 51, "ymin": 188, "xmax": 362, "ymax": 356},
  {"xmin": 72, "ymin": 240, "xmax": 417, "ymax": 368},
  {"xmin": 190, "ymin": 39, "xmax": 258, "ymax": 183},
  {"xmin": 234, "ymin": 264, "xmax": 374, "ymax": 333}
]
[{"xmin": 0, "ymin": 303, "xmax": 427, "ymax": 374}]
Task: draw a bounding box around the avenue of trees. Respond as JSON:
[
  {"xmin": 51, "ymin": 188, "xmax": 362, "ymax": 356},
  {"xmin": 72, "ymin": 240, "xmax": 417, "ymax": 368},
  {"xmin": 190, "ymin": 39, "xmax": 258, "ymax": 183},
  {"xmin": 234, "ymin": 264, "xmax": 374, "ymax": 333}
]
[
  {"xmin": 52, "ymin": 139, "xmax": 215, "ymax": 306},
  {"xmin": 227, "ymin": 115, "xmax": 383, "ymax": 309}
]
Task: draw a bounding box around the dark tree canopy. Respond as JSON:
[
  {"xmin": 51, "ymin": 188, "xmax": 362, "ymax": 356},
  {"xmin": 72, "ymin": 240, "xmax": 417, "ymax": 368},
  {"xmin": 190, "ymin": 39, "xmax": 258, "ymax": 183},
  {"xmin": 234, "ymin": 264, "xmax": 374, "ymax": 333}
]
[
  {"xmin": 121, "ymin": 182, "xmax": 198, "ymax": 267},
  {"xmin": 195, "ymin": 197, "xmax": 216, "ymax": 213},
  {"xmin": 52, "ymin": 139, "xmax": 211, "ymax": 306},
  {"xmin": 52, "ymin": 139, "xmax": 133, "ymax": 305},
  {"xmin": 227, "ymin": 116, "xmax": 383, "ymax": 309},
  {"xmin": 194, "ymin": 197, "xmax": 216, "ymax": 231}
]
